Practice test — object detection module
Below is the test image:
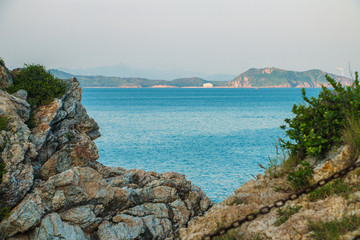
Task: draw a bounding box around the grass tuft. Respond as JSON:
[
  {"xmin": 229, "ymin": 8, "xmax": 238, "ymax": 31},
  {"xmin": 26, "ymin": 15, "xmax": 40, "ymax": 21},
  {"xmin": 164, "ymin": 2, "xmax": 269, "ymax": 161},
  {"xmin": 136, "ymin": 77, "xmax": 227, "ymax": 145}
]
[
  {"xmin": 307, "ymin": 179, "xmax": 351, "ymax": 201},
  {"xmin": 274, "ymin": 205, "xmax": 302, "ymax": 226},
  {"xmin": 0, "ymin": 117, "xmax": 9, "ymax": 131},
  {"xmin": 287, "ymin": 161, "xmax": 313, "ymax": 190},
  {"xmin": 343, "ymin": 115, "xmax": 360, "ymax": 160},
  {"xmin": 308, "ymin": 215, "xmax": 360, "ymax": 240}
]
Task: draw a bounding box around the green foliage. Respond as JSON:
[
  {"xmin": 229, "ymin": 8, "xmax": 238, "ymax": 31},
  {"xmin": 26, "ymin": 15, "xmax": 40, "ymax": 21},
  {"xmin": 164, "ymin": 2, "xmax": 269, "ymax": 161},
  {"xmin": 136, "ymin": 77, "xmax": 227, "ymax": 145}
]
[
  {"xmin": 280, "ymin": 72, "xmax": 360, "ymax": 164},
  {"xmin": 264, "ymin": 142, "xmax": 288, "ymax": 178},
  {"xmin": 274, "ymin": 205, "xmax": 302, "ymax": 226},
  {"xmin": 0, "ymin": 163, "xmax": 6, "ymax": 184},
  {"xmin": 25, "ymin": 112, "xmax": 36, "ymax": 129},
  {"xmin": 307, "ymin": 179, "xmax": 351, "ymax": 201},
  {"xmin": 343, "ymin": 114, "xmax": 360, "ymax": 159},
  {"xmin": 308, "ymin": 215, "xmax": 360, "ymax": 240},
  {"xmin": 0, "ymin": 206, "xmax": 10, "ymax": 220},
  {"xmin": 0, "ymin": 162, "xmax": 10, "ymax": 220},
  {"xmin": 0, "ymin": 117, "xmax": 9, "ymax": 131},
  {"xmin": 287, "ymin": 161, "xmax": 313, "ymax": 190},
  {"xmin": 65, "ymin": 132, "xmax": 74, "ymax": 141},
  {"xmin": 0, "ymin": 57, "xmax": 4, "ymax": 66},
  {"xmin": 7, "ymin": 64, "xmax": 66, "ymax": 110}
]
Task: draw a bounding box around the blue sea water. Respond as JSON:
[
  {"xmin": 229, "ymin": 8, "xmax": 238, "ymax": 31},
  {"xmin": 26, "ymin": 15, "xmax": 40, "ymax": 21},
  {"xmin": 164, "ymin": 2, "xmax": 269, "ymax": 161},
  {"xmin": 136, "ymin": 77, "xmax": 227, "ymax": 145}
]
[{"xmin": 81, "ymin": 88, "xmax": 321, "ymax": 202}]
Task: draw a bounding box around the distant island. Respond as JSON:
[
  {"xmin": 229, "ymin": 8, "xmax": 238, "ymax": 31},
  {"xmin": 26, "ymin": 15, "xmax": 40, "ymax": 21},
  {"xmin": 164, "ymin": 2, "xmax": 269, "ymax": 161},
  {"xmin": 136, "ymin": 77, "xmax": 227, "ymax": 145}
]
[{"xmin": 50, "ymin": 67, "xmax": 352, "ymax": 88}]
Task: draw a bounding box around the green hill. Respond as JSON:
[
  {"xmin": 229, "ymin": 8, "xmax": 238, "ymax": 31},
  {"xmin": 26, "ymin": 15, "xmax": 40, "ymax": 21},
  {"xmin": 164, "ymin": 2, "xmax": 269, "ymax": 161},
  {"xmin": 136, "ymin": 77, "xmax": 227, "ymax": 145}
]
[{"xmin": 229, "ymin": 68, "xmax": 352, "ymax": 88}]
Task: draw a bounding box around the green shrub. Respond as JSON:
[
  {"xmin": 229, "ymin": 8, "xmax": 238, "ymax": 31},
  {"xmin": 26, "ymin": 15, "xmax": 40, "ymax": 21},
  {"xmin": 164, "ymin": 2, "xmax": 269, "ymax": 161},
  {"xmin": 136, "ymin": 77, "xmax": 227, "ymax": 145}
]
[
  {"xmin": 6, "ymin": 64, "xmax": 66, "ymax": 110},
  {"xmin": 65, "ymin": 132, "xmax": 74, "ymax": 141},
  {"xmin": 287, "ymin": 161, "xmax": 313, "ymax": 190},
  {"xmin": 0, "ymin": 57, "xmax": 4, "ymax": 66},
  {"xmin": 308, "ymin": 215, "xmax": 360, "ymax": 240},
  {"xmin": 0, "ymin": 206, "xmax": 10, "ymax": 221},
  {"xmin": 0, "ymin": 117, "xmax": 9, "ymax": 131},
  {"xmin": 307, "ymin": 179, "xmax": 351, "ymax": 201},
  {"xmin": 274, "ymin": 205, "xmax": 302, "ymax": 226},
  {"xmin": 0, "ymin": 162, "xmax": 10, "ymax": 220},
  {"xmin": 280, "ymin": 72, "xmax": 360, "ymax": 164}
]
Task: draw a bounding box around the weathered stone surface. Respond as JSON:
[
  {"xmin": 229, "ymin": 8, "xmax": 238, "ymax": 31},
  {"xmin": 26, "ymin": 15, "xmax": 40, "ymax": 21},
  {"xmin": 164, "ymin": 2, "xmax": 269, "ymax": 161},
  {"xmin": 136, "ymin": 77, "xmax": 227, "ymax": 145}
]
[
  {"xmin": 0, "ymin": 61, "xmax": 13, "ymax": 89},
  {"xmin": 0, "ymin": 90, "xmax": 34, "ymax": 209},
  {"xmin": 12, "ymin": 90, "xmax": 27, "ymax": 101},
  {"xmin": 0, "ymin": 192, "xmax": 45, "ymax": 238},
  {"xmin": 97, "ymin": 216, "xmax": 147, "ymax": 240},
  {"xmin": 29, "ymin": 213, "xmax": 88, "ymax": 240},
  {"xmin": 180, "ymin": 145, "xmax": 360, "ymax": 240},
  {"xmin": 142, "ymin": 215, "xmax": 173, "ymax": 239},
  {"xmin": 124, "ymin": 203, "xmax": 170, "ymax": 219},
  {"xmin": 59, "ymin": 205, "xmax": 101, "ymax": 232}
]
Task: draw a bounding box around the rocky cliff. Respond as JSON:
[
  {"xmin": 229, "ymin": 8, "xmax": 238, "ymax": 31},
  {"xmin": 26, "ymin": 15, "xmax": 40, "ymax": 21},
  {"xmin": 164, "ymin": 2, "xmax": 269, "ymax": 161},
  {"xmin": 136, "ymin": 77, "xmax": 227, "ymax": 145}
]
[{"xmin": 0, "ymin": 62, "xmax": 212, "ymax": 240}]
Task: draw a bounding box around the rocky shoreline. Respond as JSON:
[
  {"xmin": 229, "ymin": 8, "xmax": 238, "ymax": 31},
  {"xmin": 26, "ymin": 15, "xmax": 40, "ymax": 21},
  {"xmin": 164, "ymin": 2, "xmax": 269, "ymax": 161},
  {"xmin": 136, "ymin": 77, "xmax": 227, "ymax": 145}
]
[
  {"xmin": 1, "ymin": 60, "xmax": 360, "ymax": 240},
  {"xmin": 0, "ymin": 61, "xmax": 212, "ymax": 239}
]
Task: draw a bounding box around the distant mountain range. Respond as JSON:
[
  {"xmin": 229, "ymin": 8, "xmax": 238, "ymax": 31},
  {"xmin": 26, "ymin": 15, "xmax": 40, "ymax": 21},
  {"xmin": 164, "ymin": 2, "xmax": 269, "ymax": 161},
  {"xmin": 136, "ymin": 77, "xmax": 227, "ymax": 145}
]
[
  {"xmin": 59, "ymin": 63, "xmax": 236, "ymax": 81},
  {"xmin": 49, "ymin": 67, "xmax": 353, "ymax": 88}
]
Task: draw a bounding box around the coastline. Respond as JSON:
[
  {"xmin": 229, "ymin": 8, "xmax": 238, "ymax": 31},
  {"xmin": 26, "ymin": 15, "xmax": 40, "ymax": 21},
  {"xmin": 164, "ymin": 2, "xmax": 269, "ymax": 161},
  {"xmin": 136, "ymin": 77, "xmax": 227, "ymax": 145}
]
[{"xmin": 81, "ymin": 86, "xmax": 326, "ymax": 89}]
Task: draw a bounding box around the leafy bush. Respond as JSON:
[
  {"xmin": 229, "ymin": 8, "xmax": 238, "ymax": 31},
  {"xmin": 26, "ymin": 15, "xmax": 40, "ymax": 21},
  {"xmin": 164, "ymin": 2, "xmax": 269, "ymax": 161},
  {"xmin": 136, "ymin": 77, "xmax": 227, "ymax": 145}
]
[
  {"xmin": 287, "ymin": 161, "xmax": 313, "ymax": 190},
  {"xmin": 307, "ymin": 179, "xmax": 351, "ymax": 201},
  {"xmin": 308, "ymin": 215, "xmax": 360, "ymax": 240},
  {"xmin": 0, "ymin": 57, "xmax": 4, "ymax": 66},
  {"xmin": 7, "ymin": 64, "xmax": 66, "ymax": 110},
  {"xmin": 274, "ymin": 205, "xmax": 302, "ymax": 226},
  {"xmin": 280, "ymin": 72, "xmax": 360, "ymax": 163}
]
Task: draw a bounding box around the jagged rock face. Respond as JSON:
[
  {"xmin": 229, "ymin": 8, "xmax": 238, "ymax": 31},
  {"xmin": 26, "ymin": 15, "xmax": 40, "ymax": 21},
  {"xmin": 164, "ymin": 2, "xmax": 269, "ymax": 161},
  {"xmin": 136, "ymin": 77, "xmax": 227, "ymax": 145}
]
[
  {"xmin": 180, "ymin": 147, "xmax": 360, "ymax": 240},
  {"xmin": 0, "ymin": 75, "xmax": 213, "ymax": 240},
  {"xmin": 0, "ymin": 61, "xmax": 13, "ymax": 89}
]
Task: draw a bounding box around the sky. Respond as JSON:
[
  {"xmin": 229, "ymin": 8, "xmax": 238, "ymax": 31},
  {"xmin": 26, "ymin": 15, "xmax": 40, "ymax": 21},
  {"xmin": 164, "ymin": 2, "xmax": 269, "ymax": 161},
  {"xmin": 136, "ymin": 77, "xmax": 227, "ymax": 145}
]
[{"xmin": 0, "ymin": 0, "xmax": 359, "ymax": 77}]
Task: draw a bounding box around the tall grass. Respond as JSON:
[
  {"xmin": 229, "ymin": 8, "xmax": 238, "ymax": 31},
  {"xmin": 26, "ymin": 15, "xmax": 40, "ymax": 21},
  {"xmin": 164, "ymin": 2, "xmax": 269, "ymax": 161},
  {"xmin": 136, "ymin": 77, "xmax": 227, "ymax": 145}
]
[
  {"xmin": 343, "ymin": 115, "xmax": 360, "ymax": 160},
  {"xmin": 309, "ymin": 215, "xmax": 360, "ymax": 240}
]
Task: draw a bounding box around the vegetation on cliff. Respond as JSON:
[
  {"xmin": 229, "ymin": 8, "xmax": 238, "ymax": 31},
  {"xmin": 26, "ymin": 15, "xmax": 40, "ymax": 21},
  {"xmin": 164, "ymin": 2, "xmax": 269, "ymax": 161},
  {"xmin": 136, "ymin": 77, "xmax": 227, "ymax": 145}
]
[
  {"xmin": 280, "ymin": 72, "xmax": 360, "ymax": 166},
  {"xmin": 7, "ymin": 64, "xmax": 66, "ymax": 110}
]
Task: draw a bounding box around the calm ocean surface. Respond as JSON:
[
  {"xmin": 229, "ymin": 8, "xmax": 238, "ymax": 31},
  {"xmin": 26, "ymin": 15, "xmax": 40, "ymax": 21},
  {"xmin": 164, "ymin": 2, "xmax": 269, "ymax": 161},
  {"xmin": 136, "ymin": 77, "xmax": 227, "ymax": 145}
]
[{"xmin": 81, "ymin": 88, "xmax": 321, "ymax": 202}]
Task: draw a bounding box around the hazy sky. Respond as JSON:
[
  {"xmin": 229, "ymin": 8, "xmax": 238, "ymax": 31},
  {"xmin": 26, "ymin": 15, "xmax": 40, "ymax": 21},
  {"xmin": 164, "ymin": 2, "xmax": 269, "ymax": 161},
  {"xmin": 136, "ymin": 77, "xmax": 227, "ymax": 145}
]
[{"xmin": 1, "ymin": 0, "xmax": 359, "ymax": 76}]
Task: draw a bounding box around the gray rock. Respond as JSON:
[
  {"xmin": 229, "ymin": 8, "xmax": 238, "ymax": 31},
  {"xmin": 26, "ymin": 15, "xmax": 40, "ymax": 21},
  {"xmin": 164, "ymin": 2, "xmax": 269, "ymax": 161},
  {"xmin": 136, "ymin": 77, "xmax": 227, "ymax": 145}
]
[
  {"xmin": 12, "ymin": 90, "xmax": 27, "ymax": 100},
  {"xmin": 0, "ymin": 61, "xmax": 13, "ymax": 89},
  {"xmin": 0, "ymin": 192, "xmax": 45, "ymax": 238},
  {"xmin": 30, "ymin": 213, "xmax": 88, "ymax": 240},
  {"xmin": 59, "ymin": 205, "xmax": 101, "ymax": 232},
  {"xmin": 97, "ymin": 216, "xmax": 147, "ymax": 240},
  {"xmin": 142, "ymin": 215, "xmax": 173, "ymax": 239}
]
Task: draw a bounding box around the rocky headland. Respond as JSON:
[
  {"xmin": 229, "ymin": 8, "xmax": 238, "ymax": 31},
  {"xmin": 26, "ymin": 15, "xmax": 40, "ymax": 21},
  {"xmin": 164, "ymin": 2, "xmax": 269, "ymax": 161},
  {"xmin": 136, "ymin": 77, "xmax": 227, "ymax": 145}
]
[{"xmin": 0, "ymin": 61, "xmax": 212, "ymax": 240}]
